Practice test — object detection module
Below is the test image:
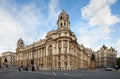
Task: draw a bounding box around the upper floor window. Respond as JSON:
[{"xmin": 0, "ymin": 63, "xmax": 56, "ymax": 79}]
[
  {"xmin": 64, "ymin": 48, "xmax": 67, "ymax": 53},
  {"xmin": 59, "ymin": 48, "xmax": 61, "ymax": 54},
  {"xmin": 63, "ymin": 40, "xmax": 67, "ymax": 45},
  {"xmin": 64, "ymin": 32, "xmax": 67, "ymax": 36},
  {"xmin": 58, "ymin": 41, "xmax": 61, "ymax": 45},
  {"xmin": 58, "ymin": 56, "xmax": 60, "ymax": 60},
  {"xmin": 59, "ymin": 33, "xmax": 61, "ymax": 37},
  {"xmin": 64, "ymin": 22, "xmax": 66, "ymax": 26},
  {"xmin": 60, "ymin": 16, "xmax": 62, "ymax": 20},
  {"xmin": 61, "ymin": 23, "xmax": 62, "ymax": 26},
  {"xmin": 64, "ymin": 55, "xmax": 67, "ymax": 60}
]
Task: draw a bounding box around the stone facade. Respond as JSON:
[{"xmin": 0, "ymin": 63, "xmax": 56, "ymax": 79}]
[
  {"xmin": 16, "ymin": 10, "xmax": 90, "ymax": 71},
  {"xmin": 95, "ymin": 45, "xmax": 117, "ymax": 67},
  {"xmin": 1, "ymin": 51, "xmax": 15, "ymax": 68}
]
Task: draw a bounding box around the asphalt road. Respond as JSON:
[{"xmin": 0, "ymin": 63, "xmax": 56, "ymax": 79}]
[{"xmin": 0, "ymin": 69, "xmax": 120, "ymax": 79}]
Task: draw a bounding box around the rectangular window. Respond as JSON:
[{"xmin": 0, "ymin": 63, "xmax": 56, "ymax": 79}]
[
  {"xmin": 59, "ymin": 33, "xmax": 60, "ymax": 37},
  {"xmin": 64, "ymin": 32, "xmax": 67, "ymax": 36},
  {"xmin": 58, "ymin": 41, "xmax": 61, "ymax": 48},
  {"xmin": 64, "ymin": 55, "xmax": 67, "ymax": 60},
  {"xmin": 63, "ymin": 40, "xmax": 67, "ymax": 45},
  {"xmin": 64, "ymin": 62, "xmax": 67, "ymax": 67},
  {"xmin": 58, "ymin": 56, "xmax": 60, "ymax": 60},
  {"xmin": 64, "ymin": 48, "xmax": 67, "ymax": 53},
  {"xmin": 59, "ymin": 48, "xmax": 61, "ymax": 54}
]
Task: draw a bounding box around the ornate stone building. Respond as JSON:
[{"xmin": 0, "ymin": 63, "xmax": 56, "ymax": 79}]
[
  {"xmin": 16, "ymin": 10, "xmax": 90, "ymax": 71},
  {"xmin": 95, "ymin": 45, "xmax": 117, "ymax": 67},
  {"xmin": 1, "ymin": 51, "xmax": 15, "ymax": 68}
]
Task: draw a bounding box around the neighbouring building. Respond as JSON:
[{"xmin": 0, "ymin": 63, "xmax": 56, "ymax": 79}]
[
  {"xmin": 1, "ymin": 51, "xmax": 15, "ymax": 68},
  {"xmin": 16, "ymin": 10, "xmax": 91, "ymax": 71},
  {"xmin": 95, "ymin": 45, "xmax": 117, "ymax": 67},
  {"xmin": 0, "ymin": 57, "xmax": 1, "ymax": 68}
]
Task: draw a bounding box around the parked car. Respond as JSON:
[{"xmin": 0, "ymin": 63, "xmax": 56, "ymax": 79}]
[
  {"xmin": 22, "ymin": 66, "xmax": 28, "ymax": 71},
  {"xmin": 105, "ymin": 66, "xmax": 113, "ymax": 71}
]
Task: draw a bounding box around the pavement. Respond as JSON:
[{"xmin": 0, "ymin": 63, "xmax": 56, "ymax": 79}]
[{"xmin": 0, "ymin": 68, "xmax": 120, "ymax": 79}]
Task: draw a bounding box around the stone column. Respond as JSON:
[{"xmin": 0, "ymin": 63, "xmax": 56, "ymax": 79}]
[
  {"xmin": 61, "ymin": 41, "xmax": 63, "ymax": 54},
  {"xmin": 67, "ymin": 41, "xmax": 69, "ymax": 54}
]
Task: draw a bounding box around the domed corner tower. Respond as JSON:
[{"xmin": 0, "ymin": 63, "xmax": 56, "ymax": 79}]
[
  {"xmin": 57, "ymin": 10, "xmax": 70, "ymax": 30},
  {"xmin": 16, "ymin": 38, "xmax": 25, "ymax": 49}
]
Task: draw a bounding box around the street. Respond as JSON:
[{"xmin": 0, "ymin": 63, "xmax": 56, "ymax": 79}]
[{"xmin": 0, "ymin": 69, "xmax": 120, "ymax": 79}]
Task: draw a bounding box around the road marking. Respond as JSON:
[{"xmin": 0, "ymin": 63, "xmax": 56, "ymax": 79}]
[
  {"xmin": 53, "ymin": 72, "xmax": 56, "ymax": 75},
  {"xmin": 29, "ymin": 71, "xmax": 57, "ymax": 75},
  {"xmin": 64, "ymin": 73, "xmax": 69, "ymax": 75},
  {"xmin": 12, "ymin": 70, "xmax": 18, "ymax": 71},
  {"xmin": 39, "ymin": 72, "xmax": 56, "ymax": 75}
]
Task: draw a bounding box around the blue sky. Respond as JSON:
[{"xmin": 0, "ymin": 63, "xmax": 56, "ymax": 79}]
[{"xmin": 0, "ymin": 0, "xmax": 120, "ymax": 57}]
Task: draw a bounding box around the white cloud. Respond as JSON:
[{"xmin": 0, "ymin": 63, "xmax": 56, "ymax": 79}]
[
  {"xmin": 79, "ymin": 0, "xmax": 120, "ymax": 52},
  {"xmin": 81, "ymin": 0, "xmax": 120, "ymax": 27},
  {"xmin": 0, "ymin": 0, "xmax": 60, "ymax": 54},
  {"xmin": 48, "ymin": 0, "xmax": 60, "ymax": 26},
  {"xmin": 0, "ymin": 7, "xmax": 24, "ymax": 43},
  {"xmin": 78, "ymin": 26, "xmax": 111, "ymax": 49}
]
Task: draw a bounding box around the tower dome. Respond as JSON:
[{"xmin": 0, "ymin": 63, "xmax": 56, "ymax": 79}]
[
  {"xmin": 57, "ymin": 10, "xmax": 70, "ymax": 30},
  {"xmin": 17, "ymin": 38, "xmax": 25, "ymax": 49}
]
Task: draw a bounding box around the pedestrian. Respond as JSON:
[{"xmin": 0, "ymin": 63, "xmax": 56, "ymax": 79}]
[
  {"xmin": 116, "ymin": 65, "xmax": 118, "ymax": 71},
  {"xmin": 19, "ymin": 67, "xmax": 21, "ymax": 71}
]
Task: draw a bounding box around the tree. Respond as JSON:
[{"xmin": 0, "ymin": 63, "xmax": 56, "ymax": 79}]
[
  {"xmin": 4, "ymin": 58, "xmax": 8, "ymax": 63},
  {"xmin": 116, "ymin": 57, "xmax": 120, "ymax": 67},
  {"xmin": 4, "ymin": 58, "xmax": 8, "ymax": 68}
]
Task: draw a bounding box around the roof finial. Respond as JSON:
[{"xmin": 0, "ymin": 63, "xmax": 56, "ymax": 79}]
[{"xmin": 63, "ymin": 9, "xmax": 65, "ymax": 12}]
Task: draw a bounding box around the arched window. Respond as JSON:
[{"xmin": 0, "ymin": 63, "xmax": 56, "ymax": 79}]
[
  {"xmin": 61, "ymin": 23, "xmax": 62, "ymax": 26},
  {"xmin": 60, "ymin": 16, "xmax": 62, "ymax": 19},
  {"xmin": 64, "ymin": 22, "xmax": 66, "ymax": 26}
]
